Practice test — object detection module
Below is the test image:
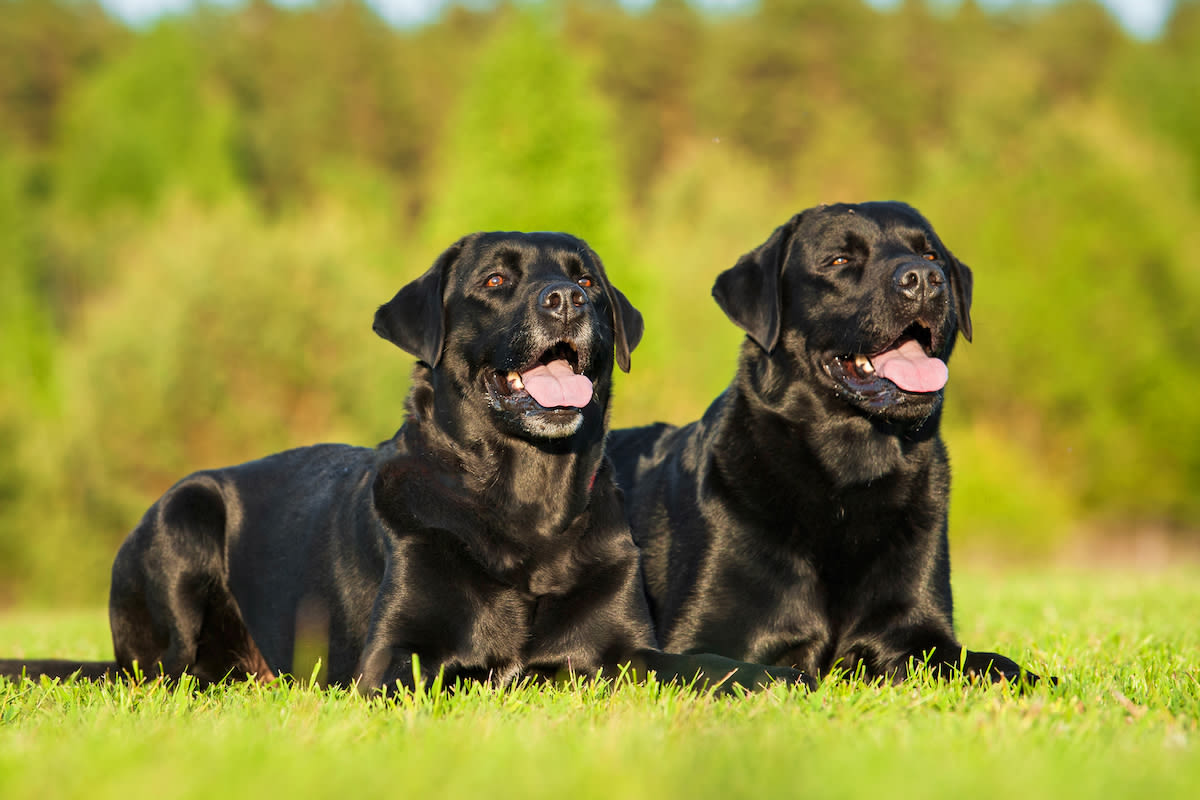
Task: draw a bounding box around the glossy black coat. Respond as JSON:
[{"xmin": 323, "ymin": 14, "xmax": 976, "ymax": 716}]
[
  {"xmin": 610, "ymin": 203, "xmax": 1038, "ymax": 683},
  {"xmin": 2, "ymin": 232, "xmax": 809, "ymax": 693}
]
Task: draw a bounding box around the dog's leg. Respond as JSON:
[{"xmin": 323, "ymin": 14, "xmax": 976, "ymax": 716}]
[
  {"xmin": 627, "ymin": 649, "xmax": 817, "ymax": 693},
  {"xmin": 957, "ymin": 648, "xmax": 1046, "ymax": 686},
  {"xmin": 351, "ymin": 564, "xmax": 435, "ymax": 694},
  {"xmin": 0, "ymin": 659, "xmax": 119, "ymax": 682},
  {"xmin": 109, "ymin": 534, "xmax": 199, "ymax": 681},
  {"xmin": 531, "ymin": 547, "xmax": 816, "ymax": 694},
  {"xmin": 354, "ymin": 641, "xmax": 420, "ymax": 694},
  {"xmin": 901, "ymin": 642, "xmax": 1045, "ymax": 686},
  {"xmin": 110, "ymin": 478, "xmax": 273, "ymax": 685}
]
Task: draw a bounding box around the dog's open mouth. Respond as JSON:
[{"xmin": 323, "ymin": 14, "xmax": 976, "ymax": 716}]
[
  {"xmin": 490, "ymin": 342, "xmax": 594, "ymax": 410},
  {"xmin": 829, "ymin": 323, "xmax": 948, "ymax": 396}
]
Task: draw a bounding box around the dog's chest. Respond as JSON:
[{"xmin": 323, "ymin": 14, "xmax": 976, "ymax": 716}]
[
  {"xmin": 804, "ymin": 417, "xmax": 919, "ymax": 490},
  {"xmin": 456, "ymin": 559, "xmax": 602, "ymax": 677},
  {"xmin": 488, "ymin": 522, "xmax": 587, "ymax": 597}
]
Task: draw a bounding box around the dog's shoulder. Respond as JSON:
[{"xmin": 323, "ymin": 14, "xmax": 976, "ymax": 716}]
[
  {"xmin": 608, "ymin": 422, "xmax": 675, "ymax": 476},
  {"xmin": 611, "ymin": 379, "xmax": 758, "ymax": 492},
  {"xmin": 151, "ymin": 443, "xmax": 376, "ymax": 512},
  {"xmin": 370, "ymin": 425, "xmax": 468, "ymax": 519}
]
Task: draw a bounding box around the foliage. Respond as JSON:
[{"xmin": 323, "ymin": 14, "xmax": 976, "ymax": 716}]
[
  {"xmin": 425, "ymin": 8, "xmax": 627, "ymax": 259},
  {"xmin": 0, "ymin": 0, "xmax": 1198, "ymax": 602},
  {"xmin": 52, "ymin": 21, "xmax": 240, "ymax": 216}
]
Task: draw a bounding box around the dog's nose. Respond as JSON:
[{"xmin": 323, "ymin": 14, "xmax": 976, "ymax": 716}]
[
  {"xmin": 893, "ymin": 263, "xmax": 945, "ymax": 302},
  {"xmin": 538, "ymin": 282, "xmax": 588, "ymax": 322}
]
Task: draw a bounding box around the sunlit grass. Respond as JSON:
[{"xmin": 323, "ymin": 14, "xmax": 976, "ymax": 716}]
[{"xmin": 1, "ymin": 567, "xmax": 1196, "ymax": 800}]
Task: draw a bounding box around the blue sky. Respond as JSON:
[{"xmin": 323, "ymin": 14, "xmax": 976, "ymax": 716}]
[{"xmin": 97, "ymin": 0, "xmax": 1175, "ymax": 39}]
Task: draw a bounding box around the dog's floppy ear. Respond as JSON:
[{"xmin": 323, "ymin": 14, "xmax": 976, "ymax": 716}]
[
  {"xmin": 606, "ymin": 282, "xmax": 643, "ymax": 374},
  {"xmin": 373, "ymin": 240, "xmax": 465, "ymax": 366},
  {"xmin": 947, "ymin": 253, "xmax": 973, "ymax": 343},
  {"xmin": 588, "ymin": 248, "xmax": 644, "ymax": 373},
  {"xmin": 711, "ymin": 213, "xmax": 801, "ymax": 353},
  {"xmin": 705, "ymin": 212, "xmax": 801, "ymax": 352}
]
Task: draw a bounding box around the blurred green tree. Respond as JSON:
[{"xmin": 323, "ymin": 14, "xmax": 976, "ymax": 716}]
[
  {"xmin": 212, "ymin": 0, "xmax": 426, "ymax": 214},
  {"xmin": 1113, "ymin": 1, "xmax": 1200, "ymax": 197},
  {"xmin": 0, "ymin": 151, "xmax": 55, "ymax": 599},
  {"xmin": 53, "ymin": 20, "xmax": 239, "ymax": 215},
  {"xmin": 0, "ymin": 0, "xmax": 124, "ymax": 150},
  {"xmin": 424, "ymin": 8, "xmax": 627, "ymax": 261},
  {"xmin": 1, "ymin": 0, "xmax": 1199, "ymax": 602},
  {"xmin": 565, "ymin": 0, "xmax": 705, "ymax": 204}
]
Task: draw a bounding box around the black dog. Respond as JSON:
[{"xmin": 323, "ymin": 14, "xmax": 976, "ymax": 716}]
[
  {"xmin": 1, "ymin": 231, "xmax": 809, "ymax": 694},
  {"xmin": 610, "ymin": 203, "xmax": 1040, "ymax": 684}
]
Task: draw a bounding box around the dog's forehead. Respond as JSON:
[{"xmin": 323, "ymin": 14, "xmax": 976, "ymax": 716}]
[
  {"xmin": 458, "ymin": 232, "xmax": 596, "ymax": 280},
  {"xmin": 804, "ymin": 202, "xmax": 936, "ymax": 249}
]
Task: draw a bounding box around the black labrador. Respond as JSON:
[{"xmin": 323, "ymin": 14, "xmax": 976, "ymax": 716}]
[
  {"xmin": 609, "ymin": 203, "xmax": 1042, "ymax": 684},
  {"xmin": 0, "ymin": 231, "xmax": 809, "ymax": 693}
]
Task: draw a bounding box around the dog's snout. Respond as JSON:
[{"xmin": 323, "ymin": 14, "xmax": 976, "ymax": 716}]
[
  {"xmin": 893, "ymin": 263, "xmax": 945, "ymax": 302},
  {"xmin": 538, "ymin": 282, "xmax": 588, "ymax": 321}
]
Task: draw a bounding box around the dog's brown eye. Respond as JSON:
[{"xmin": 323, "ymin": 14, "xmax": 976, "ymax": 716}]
[
  {"xmin": 486, "ymin": 274, "xmax": 506, "ymax": 288},
  {"xmin": 577, "ymin": 276, "xmax": 594, "ymax": 288},
  {"xmin": 923, "ymin": 252, "xmax": 938, "ymax": 261},
  {"xmin": 831, "ymin": 256, "xmax": 849, "ymax": 266}
]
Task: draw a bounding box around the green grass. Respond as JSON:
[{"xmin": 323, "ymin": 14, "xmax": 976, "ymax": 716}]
[{"xmin": 1, "ymin": 566, "xmax": 1197, "ymax": 800}]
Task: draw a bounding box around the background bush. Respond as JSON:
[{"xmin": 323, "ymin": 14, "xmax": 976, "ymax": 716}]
[{"xmin": 1, "ymin": 0, "xmax": 1198, "ymax": 604}]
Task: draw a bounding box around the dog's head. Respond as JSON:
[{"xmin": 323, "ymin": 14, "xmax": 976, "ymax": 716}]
[
  {"xmin": 373, "ymin": 232, "xmax": 643, "ymax": 441},
  {"xmin": 713, "ymin": 202, "xmax": 972, "ymax": 424}
]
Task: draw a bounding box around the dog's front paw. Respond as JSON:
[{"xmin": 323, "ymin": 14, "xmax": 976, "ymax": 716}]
[
  {"xmin": 712, "ymin": 662, "xmax": 817, "ymax": 694},
  {"xmin": 963, "ymin": 650, "xmax": 1057, "ymax": 689},
  {"xmin": 762, "ymin": 664, "xmax": 817, "ymax": 691}
]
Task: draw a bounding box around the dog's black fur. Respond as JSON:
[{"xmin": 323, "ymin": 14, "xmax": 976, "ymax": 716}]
[
  {"xmin": 0, "ymin": 231, "xmax": 809, "ymax": 693},
  {"xmin": 610, "ymin": 203, "xmax": 1040, "ymax": 684}
]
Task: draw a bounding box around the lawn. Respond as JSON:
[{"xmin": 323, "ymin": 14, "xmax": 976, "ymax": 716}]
[{"xmin": 1, "ymin": 565, "xmax": 1196, "ymax": 800}]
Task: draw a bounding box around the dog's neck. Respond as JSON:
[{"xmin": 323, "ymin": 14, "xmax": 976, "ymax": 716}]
[
  {"xmin": 398, "ymin": 365, "xmax": 604, "ymax": 534},
  {"xmin": 727, "ymin": 340, "xmax": 940, "ymax": 489}
]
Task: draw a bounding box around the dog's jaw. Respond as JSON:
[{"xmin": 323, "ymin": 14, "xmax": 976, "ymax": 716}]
[
  {"xmin": 816, "ymin": 318, "xmax": 953, "ymax": 423},
  {"xmin": 483, "ymin": 339, "xmax": 599, "ymax": 440},
  {"xmin": 485, "ymin": 377, "xmax": 586, "ymax": 439}
]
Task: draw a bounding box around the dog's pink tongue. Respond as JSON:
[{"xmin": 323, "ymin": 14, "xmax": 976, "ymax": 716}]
[
  {"xmin": 521, "ymin": 359, "xmax": 593, "ymax": 408},
  {"xmin": 872, "ymin": 339, "xmax": 948, "ymax": 393}
]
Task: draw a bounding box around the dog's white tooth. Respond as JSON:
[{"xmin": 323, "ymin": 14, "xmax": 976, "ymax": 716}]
[
  {"xmin": 508, "ymin": 371, "xmax": 525, "ymax": 391},
  {"xmin": 855, "ymin": 355, "xmax": 875, "ymax": 375}
]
